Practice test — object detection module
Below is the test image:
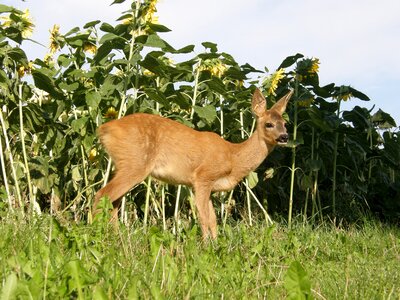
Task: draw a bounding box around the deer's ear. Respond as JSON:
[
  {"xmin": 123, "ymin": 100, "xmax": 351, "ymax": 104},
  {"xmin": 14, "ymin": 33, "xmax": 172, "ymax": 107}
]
[
  {"xmin": 251, "ymin": 89, "xmax": 267, "ymax": 117},
  {"xmin": 271, "ymin": 90, "xmax": 293, "ymax": 115}
]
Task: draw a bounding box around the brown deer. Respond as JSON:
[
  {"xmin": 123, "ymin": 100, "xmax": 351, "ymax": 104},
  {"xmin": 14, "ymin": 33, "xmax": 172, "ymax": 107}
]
[{"xmin": 94, "ymin": 89, "xmax": 293, "ymax": 239}]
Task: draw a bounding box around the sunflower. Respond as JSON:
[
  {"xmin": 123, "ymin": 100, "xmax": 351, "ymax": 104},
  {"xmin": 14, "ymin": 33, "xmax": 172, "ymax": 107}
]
[
  {"xmin": 198, "ymin": 58, "xmax": 227, "ymax": 78},
  {"xmin": 104, "ymin": 107, "xmax": 118, "ymax": 119},
  {"xmin": 295, "ymin": 57, "xmax": 320, "ymax": 82},
  {"xmin": 1, "ymin": 9, "xmax": 34, "ymax": 39},
  {"xmin": 17, "ymin": 61, "xmax": 33, "ymax": 78},
  {"xmin": 308, "ymin": 58, "xmax": 320, "ymax": 74},
  {"xmin": 145, "ymin": 0, "xmax": 159, "ymax": 23},
  {"xmin": 263, "ymin": 68, "xmax": 285, "ymax": 96},
  {"xmin": 83, "ymin": 41, "xmax": 97, "ymax": 55},
  {"xmin": 49, "ymin": 24, "xmax": 61, "ymax": 54},
  {"xmin": 88, "ymin": 148, "xmax": 97, "ymax": 162}
]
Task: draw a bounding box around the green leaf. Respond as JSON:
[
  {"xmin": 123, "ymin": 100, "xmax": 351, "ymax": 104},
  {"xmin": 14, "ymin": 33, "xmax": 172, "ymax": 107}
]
[
  {"xmin": 313, "ymin": 83, "xmax": 335, "ymax": 98},
  {"xmin": 64, "ymin": 27, "xmax": 80, "ymax": 37},
  {"xmin": 264, "ymin": 168, "xmax": 275, "ymax": 179},
  {"xmin": 66, "ymin": 261, "xmax": 84, "ymax": 299},
  {"xmin": 1, "ymin": 273, "xmax": 18, "ymax": 300},
  {"xmin": 0, "ymin": 4, "xmax": 16, "ymax": 13},
  {"xmin": 31, "ymin": 69, "xmax": 64, "ymax": 99},
  {"xmin": 284, "ymin": 261, "xmax": 312, "ymax": 300},
  {"xmin": 83, "ymin": 20, "xmax": 101, "ymax": 29},
  {"xmin": 247, "ymin": 171, "xmax": 259, "ymax": 188},
  {"xmin": 92, "ymin": 286, "xmax": 108, "ymax": 300},
  {"xmin": 206, "ymin": 77, "xmax": 227, "ymax": 94},
  {"xmin": 148, "ymin": 23, "xmax": 171, "ymax": 32},
  {"xmin": 307, "ymin": 107, "xmax": 334, "ymax": 132},
  {"xmin": 145, "ymin": 89, "xmax": 169, "ymax": 107},
  {"xmin": 349, "ymin": 87, "xmax": 370, "ymax": 101},
  {"xmin": 309, "ymin": 159, "xmax": 322, "ymax": 172},
  {"xmin": 372, "ymin": 109, "xmax": 397, "ymax": 128},
  {"xmin": 224, "ymin": 67, "xmax": 247, "ymax": 80},
  {"xmin": 0, "ymin": 69, "xmax": 8, "ymax": 86},
  {"xmin": 72, "ymin": 166, "xmax": 83, "ymax": 182},
  {"xmin": 85, "ymin": 91, "xmax": 102, "ymax": 109},
  {"xmin": 93, "ymin": 42, "xmax": 113, "ymax": 63},
  {"xmin": 71, "ymin": 116, "xmax": 89, "ymax": 135},
  {"xmin": 100, "ymin": 22, "xmax": 115, "ymax": 33},
  {"xmin": 343, "ymin": 106, "xmax": 371, "ymax": 129},
  {"xmin": 169, "ymin": 44, "xmax": 195, "ymax": 54},
  {"xmin": 202, "ymin": 42, "xmax": 218, "ymax": 53},
  {"xmin": 300, "ymin": 174, "xmax": 312, "ymax": 191},
  {"xmin": 99, "ymin": 32, "xmax": 124, "ymax": 44},
  {"xmin": 194, "ymin": 105, "xmax": 217, "ymax": 124},
  {"xmin": 59, "ymin": 82, "xmax": 79, "ymax": 92},
  {"xmin": 145, "ymin": 34, "xmax": 167, "ymax": 48},
  {"xmin": 278, "ymin": 53, "xmax": 304, "ymax": 69}
]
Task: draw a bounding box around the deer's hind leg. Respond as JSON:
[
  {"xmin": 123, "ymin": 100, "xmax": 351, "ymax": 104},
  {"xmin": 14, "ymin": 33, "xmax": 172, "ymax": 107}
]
[{"xmin": 94, "ymin": 164, "xmax": 149, "ymax": 220}]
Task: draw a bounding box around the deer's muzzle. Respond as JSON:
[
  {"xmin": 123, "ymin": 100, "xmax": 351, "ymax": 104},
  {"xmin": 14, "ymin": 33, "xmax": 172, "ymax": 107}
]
[{"xmin": 276, "ymin": 134, "xmax": 288, "ymax": 144}]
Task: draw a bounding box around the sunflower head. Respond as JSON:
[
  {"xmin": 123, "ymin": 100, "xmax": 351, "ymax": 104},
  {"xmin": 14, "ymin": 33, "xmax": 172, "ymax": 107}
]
[
  {"xmin": 295, "ymin": 57, "xmax": 320, "ymax": 82},
  {"xmin": 198, "ymin": 58, "xmax": 227, "ymax": 78},
  {"xmin": 262, "ymin": 68, "xmax": 285, "ymax": 97},
  {"xmin": 49, "ymin": 24, "xmax": 62, "ymax": 54},
  {"xmin": 104, "ymin": 107, "xmax": 118, "ymax": 119},
  {"xmin": 88, "ymin": 148, "xmax": 97, "ymax": 162},
  {"xmin": 333, "ymin": 85, "xmax": 353, "ymax": 102},
  {"xmin": 83, "ymin": 41, "xmax": 97, "ymax": 55},
  {"xmin": 1, "ymin": 8, "xmax": 34, "ymax": 40}
]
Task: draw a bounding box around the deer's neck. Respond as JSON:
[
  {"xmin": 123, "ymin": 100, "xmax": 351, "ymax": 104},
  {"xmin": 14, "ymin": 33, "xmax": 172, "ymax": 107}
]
[{"xmin": 231, "ymin": 130, "xmax": 275, "ymax": 178}]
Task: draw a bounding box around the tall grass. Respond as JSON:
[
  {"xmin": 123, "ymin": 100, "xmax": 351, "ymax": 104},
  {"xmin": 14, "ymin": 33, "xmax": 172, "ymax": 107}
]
[{"xmin": 0, "ymin": 211, "xmax": 399, "ymax": 299}]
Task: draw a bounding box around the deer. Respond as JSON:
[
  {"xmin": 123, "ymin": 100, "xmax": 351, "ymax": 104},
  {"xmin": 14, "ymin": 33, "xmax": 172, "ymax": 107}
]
[{"xmin": 93, "ymin": 88, "xmax": 293, "ymax": 239}]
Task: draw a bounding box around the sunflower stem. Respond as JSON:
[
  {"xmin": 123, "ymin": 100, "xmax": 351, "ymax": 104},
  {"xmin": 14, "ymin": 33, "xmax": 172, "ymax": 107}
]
[{"xmin": 288, "ymin": 79, "xmax": 299, "ymax": 229}]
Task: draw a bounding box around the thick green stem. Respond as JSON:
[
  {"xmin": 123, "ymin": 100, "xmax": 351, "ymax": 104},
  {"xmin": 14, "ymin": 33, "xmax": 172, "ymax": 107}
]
[
  {"xmin": 0, "ymin": 110, "xmax": 23, "ymax": 211},
  {"xmin": 173, "ymin": 185, "xmax": 182, "ymax": 234},
  {"xmin": 303, "ymin": 127, "xmax": 315, "ymax": 223},
  {"xmin": 143, "ymin": 176, "xmax": 152, "ymax": 229},
  {"xmin": 288, "ymin": 82, "xmax": 299, "ymax": 229},
  {"xmin": 332, "ymin": 99, "xmax": 341, "ymax": 216},
  {"xmin": 190, "ymin": 58, "xmax": 202, "ymax": 120},
  {"xmin": 220, "ymin": 95, "xmax": 224, "ymax": 136},
  {"xmin": 0, "ymin": 128, "xmax": 12, "ymax": 210},
  {"xmin": 19, "ymin": 85, "xmax": 40, "ymax": 215}
]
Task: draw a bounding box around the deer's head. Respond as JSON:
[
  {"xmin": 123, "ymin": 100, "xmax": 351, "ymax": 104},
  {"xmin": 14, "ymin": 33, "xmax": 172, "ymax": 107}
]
[{"xmin": 252, "ymin": 89, "xmax": 293, "ymax": 146}]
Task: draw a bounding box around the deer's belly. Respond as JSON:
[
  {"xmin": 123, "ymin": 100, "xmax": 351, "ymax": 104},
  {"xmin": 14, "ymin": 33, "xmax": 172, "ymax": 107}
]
[{"xmin": 212, "ymin": 176, "xmax": 238, "ymax": 192}]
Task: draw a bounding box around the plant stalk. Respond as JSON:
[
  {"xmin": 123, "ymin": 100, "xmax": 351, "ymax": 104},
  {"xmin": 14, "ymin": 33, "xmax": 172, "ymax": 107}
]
[
  {"xmin": 288, "ymin": 81, "xmax": 299, "ymax": 229},
  {"xmin": 0, "ymin": 109, "xmax": 23, "ymax": 211},
  {"xmin": 19, "ymin": 85, "xmax": 40, "ymax": 215}
]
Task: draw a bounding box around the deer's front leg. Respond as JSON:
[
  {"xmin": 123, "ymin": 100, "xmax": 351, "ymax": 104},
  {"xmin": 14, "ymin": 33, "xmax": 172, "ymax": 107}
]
[{"xmin": 193, "ymin": 183, "xmax": 217, "ymax": 240}]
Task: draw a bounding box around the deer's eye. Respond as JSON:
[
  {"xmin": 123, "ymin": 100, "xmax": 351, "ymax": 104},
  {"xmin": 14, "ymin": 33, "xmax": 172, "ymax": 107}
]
[{"xmin": 265, "ymin": 122, "xmax": 274, "ymax": 128}]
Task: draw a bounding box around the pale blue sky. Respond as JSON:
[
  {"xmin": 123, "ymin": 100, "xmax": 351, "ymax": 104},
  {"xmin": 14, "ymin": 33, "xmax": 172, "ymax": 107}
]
[{"xmin": 5, "ymin": 0, "xmax": 400, "ymax": 125}]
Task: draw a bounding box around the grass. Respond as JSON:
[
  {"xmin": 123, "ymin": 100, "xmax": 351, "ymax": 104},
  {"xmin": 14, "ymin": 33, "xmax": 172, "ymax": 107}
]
[{"xmin": 0, "ymin": 211, "xmax": 399, "ymax": 299}]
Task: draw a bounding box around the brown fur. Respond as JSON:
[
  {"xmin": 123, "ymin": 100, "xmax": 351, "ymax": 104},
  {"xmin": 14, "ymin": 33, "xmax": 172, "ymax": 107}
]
[{"xmin": 94, "ymin": 89, "xmax": 293, "ymax": 239}]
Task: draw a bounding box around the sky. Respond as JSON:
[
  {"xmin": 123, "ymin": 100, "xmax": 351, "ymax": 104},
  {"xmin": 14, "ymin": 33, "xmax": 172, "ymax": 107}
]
[{"xmin": 4, "ymin": 0, "xmax": 400, "ymax": 125}]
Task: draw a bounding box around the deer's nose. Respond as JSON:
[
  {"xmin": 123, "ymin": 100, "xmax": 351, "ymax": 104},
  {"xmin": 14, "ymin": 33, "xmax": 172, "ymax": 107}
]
[{"xmin": 276, "ymin": 134, "xmax": 288, "ymax": 143}]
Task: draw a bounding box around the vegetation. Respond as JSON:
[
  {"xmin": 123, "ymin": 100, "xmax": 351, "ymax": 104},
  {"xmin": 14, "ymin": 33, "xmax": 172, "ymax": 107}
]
[
  {"xmin": 1, "ymin": 214, "xmax": 399, "ymax": 299},
  {"xmin": 0, "ymin": 0, "xmax": 400, "ymax": 298}
]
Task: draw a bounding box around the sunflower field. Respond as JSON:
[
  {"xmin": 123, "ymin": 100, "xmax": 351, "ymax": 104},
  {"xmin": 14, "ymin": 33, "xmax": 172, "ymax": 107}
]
[
  {"xmin": 1, "ymin": 0, "xmax": 399, "ymax": 225},
  {"xmin": 1, "ymin": 1, "xmax": 400, "ymax": 298}
]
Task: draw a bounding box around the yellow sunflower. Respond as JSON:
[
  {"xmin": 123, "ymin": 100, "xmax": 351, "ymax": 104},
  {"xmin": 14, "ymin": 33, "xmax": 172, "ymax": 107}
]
[
  {"xmin": 263, "ymin": 68, "xmax": 285, "ymax": 96},
  {"xmin": 49, "ymin": 24, "xmax": 61, "ymax": 54}
]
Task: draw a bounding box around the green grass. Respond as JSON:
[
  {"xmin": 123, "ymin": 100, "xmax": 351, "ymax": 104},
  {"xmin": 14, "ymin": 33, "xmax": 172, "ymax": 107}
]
[{"xmin": 0, "ymin": 213, "xmax": 399, "ymax": 299}]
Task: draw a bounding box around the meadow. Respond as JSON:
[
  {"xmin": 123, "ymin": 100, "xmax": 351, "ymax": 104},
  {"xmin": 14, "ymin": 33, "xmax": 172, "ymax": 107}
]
[
  {"xmin": 1, "ymin": 1, "xmax": 400, "ymax": 299},
  {"xmin": 1, "ymin": 212, "xmax": 399, "ymax": 299}
]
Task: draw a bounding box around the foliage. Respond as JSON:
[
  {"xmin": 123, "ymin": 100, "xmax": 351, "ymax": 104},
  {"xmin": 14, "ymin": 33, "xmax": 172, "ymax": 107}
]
[
  {"xmin": 0, "ymin": 214, "xmax": 399, "ymax": 298},
  {"xmin": 0, "ymin": 0, "xmax": 399, "ymax": 227}
]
